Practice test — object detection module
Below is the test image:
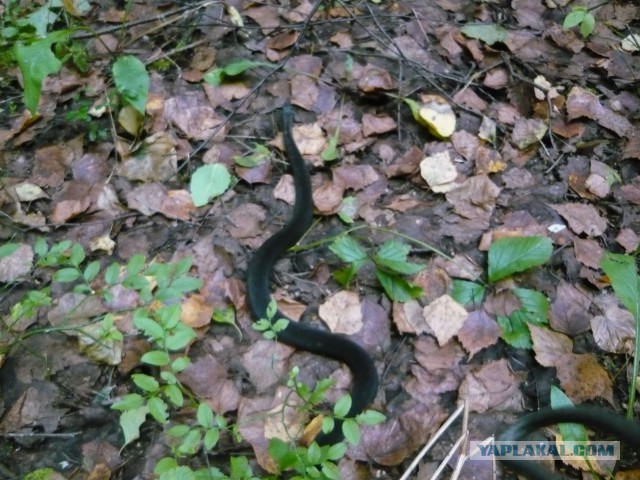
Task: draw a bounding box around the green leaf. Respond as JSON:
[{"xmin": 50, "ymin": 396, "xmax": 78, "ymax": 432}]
[
  {"xmin": 601, "ymin": 252, "xmax": 639, "ymax": 321},
  {"xmin": 550, "ymin": 386, "xmax": 587, "ymax": 442},
  {"xmin": 355, "ymin": 410, "xmax": 386, "ymax": 425},
  {"xmin": 337, "ymin": 196, "xmax": 357, "ymax": 224},
  {"xmin": 126, "ymin": 253, "xmax": 146, "ymax": 275},
  {"xmin": 497, "ymin": 314, "xmax": 531, "ymax": 349},
  {"xmin": 111, "ymin": 393, "xmax": 144, "ymax": 411},
  {"xmin": 326, "ymin": 442, "xmax": 347, "ymax": 461},
  {"xmin": 167, "ymin": 424, "xmax": 190, "ymax": 438},
  {"xmin": 376, "ymin": 270, "xmax": 422, "ymax": 302},
  {"xmin": 321, "ymin": 461, "xmax": 340, "ymax": 480},
  {"xmin": 334, "ymin": 395, "xmax": 352, "ymax": 418},
  {"xmin": 14, "ymin": 31, "xmax": 69, "ymax": 114},
  {"xmin": 0, "ymin": 243, "xmax": 20, "ymax": 258},
  {"xmin": 497, "ymin": 288, "xmax": 549, "ymax": 349},
  {"xmin": 580, "ymin": 13, "xmax": 595, "ymax": 37},
  {"xmin": 141, "ymin": 350, "xmax": 170, "ymax": 366},
  {"xmin": 451, "ymin": 280, "xmax": 486, "ymax": 306},
  {"xmin": 132, "ymin": 373, "xmax": 160, "ymax": 393},
  {"xmin": 119, "ymin": 405, "xmax": 148, "ymax": 447},
  {"xmin": 83, "ymin": 260, "xmax": 101, "ymax": 282},
  {"xmin": 165, "ymin": 329, "xmax": 197, "ymax": 351},
  {"xmin": 148, "ymin": 396, "xmax": 169, "ymax": 423},
  {"xmin": 203, "ymin": 59, "xmax": 265, "ymax": 86},
  {"xmin": 321, "ymin": 134, "xmax": 339, "ymax": 162},
  {"xmin": 329, "ymin": 236, "xmax": 368, "ymax": 264},
  {"xmin": 307, "ymin": 441, "xmax": 321, "ymax": 464},
  {"xmin": 342, "ymin": 418, "xmax": 360, "ymax": 445},
  {"xmin": 212, "ymin": 307, "xmax": 236, "ymax": 327},
  {"xmin": 34, "ymin": 238, "xmax": 48, "ymax": 257},
  {"xmin": 154, "ymin": 457, "xmax": 179, "ymax": 473},
  {"xmin": 133, "ymin": 313, "xmax": 164, "ymax": 340},
  {"xmin": 333, "ymin": 265, "xmax": 358, "ymax": 287},
  {"xmin": 374, "ymin": 240, "xmax": 423, "ymax": 275},
  {"xmin": 170, "ymin": 276, "xmax": 203, "ymax": 293},
  {"xmin": 113, "ymin": 55, "xmax": 150, "ymax": 115},
  {"xmin": 563, "ymin": 9, "xmax": 587, "ymax": 29},
  {"xmin": 198, "ymin": 402, "xmax": 214, "ymax": 427},
  {"xmin": 104, "ymin": 262, "xmax": 120, "ymax": 284},
  {"xmin": 488, "ymin": 236, "xmax": 553, "ymax": 283},
  {"xmin": 163, "ymin": 385, "xmax": 183, "ymax": 407},
  {"xmin": 460, "ymin": 23, "xmax": 508, "ymax": 46},
  {"xmin": 123, "ymin": 273, "xmax": 149, "ymax": 290},
  {"xmin": 204, "ymin": 428, "xmax": 220, "ymax": 451},
  {"xmin": 160, "ymin": 371, "xmax": 178, "ymax": 385},
  {"xmin": 190, "ymin": 164, "xmax": 231, "ymax": 207},
  {"xmin": 69, "ymin": 243, "xmax": 85, "ymax": 267},
  {"xmin": 171, "ymin": 356, "xmax": 191, "ymax": 373},
  {"xmin": 233, "ymin": 143, "xmax": 270, "ymax": 167},
  {"xmin": 53, "ymin": 268, "xmax": 80, "ymax": 282}
]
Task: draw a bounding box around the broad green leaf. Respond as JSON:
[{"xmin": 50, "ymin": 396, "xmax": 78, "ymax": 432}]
[
  {"xmin": 212, "ymin": 307, "xmax": 236, "ymax": 327},
  {"xmin": 190, "ymin": 164, "xmax": 231, "ymax": 207},
  {"xmin": 329, "ymin": 236, "xmax": 368, "ymax": 264},
  {"xmin": 601, "ymin": 253, "xmax": 639, "ymax": 321},
  {"xmin": 580, "ymin": 14, "xmax": 595, "ymax": 37},
  {"xmin": 307, "ymin": 441, "xmax": 321, "ymax": 464},
  {"xmin": 203, "ymin": 59, "xmax": 265, "ymax": 86},
  {"xmin": 170, "ymin": 276, "xmax": 203, "ymax": 293},
  {"xmin": 163, "ymin": 385, "xmax": 183, "ymax": 407},
  {"xmin": 167, "ymin": 425, "xmax": 190, "ymax": 438},
  {"xmin": 53, "ymin": 268, "xmax": 80, "ymax": 282},
  {"xmin": 154, "ymin": 457, "xmax": 179, "ymax": 473},
  {"xmin": 451, "ymin": 280, "xmax": 486, "ymax": 306},
  {"xmin": 160, "ymin": 371, "xmax": 178, "ymax": 385},
  {"xmin": 460, "ymin": 24, "xmax": 507, "ymax": 46},
  {"xmin": 342, "ymin": 418, "xmax": 360, "ymax": 445},
  {"xmin": 14, "ymin": 31, "xmax": 69, "ymax": 114},
  {"xmin": 563, "ymin": 9, "xmax": 586, "ymax": 29},
  {"xmin": 119, "ymin": 405, "xmax": 148, "ymax": 447},
  {"xmin": 111, "ymin": 393, "xmax": 144, "ymax": 411},
  {"xmin": 356, "ymin": 410, "xmax": 386, "ymax": 425},
  {"xmin": 148, "ymin": 396, "xmax": 169, "ymax": 423},
  {"xmin": 113, "ymin": 55, "xmax": 150, "ymax": 115},
  {"xmin": 34, "ymin": 238, "xmax": 48, "ymax": 257},
  {"xmin": 204, "ymin": 428, "xmax": 219, "ymax": 451},
  {"xmin": 497, "ymin": 314, "xmax": 531, "ymax": 349},
  {"xmin": 374, "ymin": 241, "xmax": 423, "ymax": 275},
  {"xmin": 133, "ymin": 313, "xmax": 164, "ymax": 339},
  {"xmin": 321, "ymin": 134, "xmax": 339, "ymax": 162},
  {"xmin": 198, "ymin": 403, "xmax": 214, "ymax": 427},
  {"xmin": 334, "ymin": 395, "xmax": 352, "ymax": 418},
  {"xmin": 233, "ymin": 143, "xmax": 269, "ymax": 167},
  {"xmin": 141, "ymin": 350, "xmax": 170, "ymax": 366},
  {"xmin": 166, "ymin": 329, "xmax": 197, "ymax": 351},
  {"xmin": 549, "ymin": 386, "xmax": 587, "ymax": 442},
  {"xmin": 104, "ymin": 262, "xmax": 120, "ymax": 284},
  {"xmin": 327, "ymin": 442, "xmax": 347, "ymax": 460},
  {"xmin": 512, "ymin": 288, "xmax": 549, "ymax": 325},
  {"xmin": 488, "ymin": 236, "xmax": 552, "ymax": 283},
  {"xmin": 132, "ymin": 373, "xmax": 160, "ymax": 393},
  {"xmin": 158, "ymin": 466, "xmax": 195, "ymax": 480},
  {"xmin": 0, "ymin": 243, "xmax": 20, "ymax": 258},
  {"xmin": 376, "ymin": 270, "xmax": 422, "ymax": 302},
  {"xmin": 322, "ymin": 461, "xmax": 340, "ymax": 480},
  {"xmin": 171, "ymin": 356, "xmax": 191, "ymax": 373},
  {"xmin": 126, "ymin": 253, "xmax": 146, "ymax": 275},
  {"xmin": 83, "ymin": 260, "xmax": 101, "ymax": 282},
  {"xmin": 333, "ymin": 265, "xmax": 358, "ymax": 287},
  {"xmin": 69, "ymin": 243, "xmax": 85, "ymax": 267}
]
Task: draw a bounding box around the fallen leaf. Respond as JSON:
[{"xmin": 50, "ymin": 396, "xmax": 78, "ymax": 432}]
[
  {"xmin": 423, "ymin": 294, "xmax": 468, "ymax": 346},
  {"xmin": 319, "ymin": 290, "xmax": 363, "ymax": 335},
  {"xmin": 552, "ymin": 203, "xmax": 607, "ymax": 237},
  {"xmin": 555, "ymin": 353, "xmax": 613, "ymax": 404},
  {"xmin": 529, "ymin": 323, "xmax": 573, "ymax": 367},
  {"xmin": 459, "ymin": 359, "xmax": 524, "ymax": 413}
]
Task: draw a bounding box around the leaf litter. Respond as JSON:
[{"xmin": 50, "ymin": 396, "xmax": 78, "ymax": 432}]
[{"xmin": 0, "ymin": 0, "xmax": 639, "ymax": 478}]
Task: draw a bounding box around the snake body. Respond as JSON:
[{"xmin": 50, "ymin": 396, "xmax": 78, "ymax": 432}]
[
  {"xmin": 246, "ymin": 103, "xmax": 379, "ymax": 445},
  {"xmin": 245, "ymin": 104, "xmax": 640, "ymax": 475}
]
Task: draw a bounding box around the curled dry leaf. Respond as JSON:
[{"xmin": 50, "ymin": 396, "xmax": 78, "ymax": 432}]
[
  {"xmin": 393, "ymin": 299, "xmax": 433, "ymax": 335},
  {"xmin": 552, "ymin": 202, "xmax": 607, "ymax": 237},
  {"xmin": 590, "ymin": 305, "xmax": 636, "ymax": 355},
  {"xmin": 420, "ymin": 151, "xmax": 459, "ymax": 193}
]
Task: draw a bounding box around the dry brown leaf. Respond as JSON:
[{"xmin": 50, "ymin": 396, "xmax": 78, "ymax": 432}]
[
  {"xmin": 457, "ymin": 309, "xmax": 501, "ymax": 357},
  {"xmin": 529, "ymin": 323, "xmax": 573, "ymax": 367},
  {"xmin": 590, "ymin": 304, "xmax": 635, "ymax": 355},
  {"xmin": 117, "ymin": 132, "xmax": 178, "ymax": 182},
  {"xmin": 616, "ymin": 228, "xmax": 640, "ymax": 253},
  {"xmin": 420, "ymin": 151, "xmax": 459, "ymax": 193},
  {"xmin": 459, "ymin": 359, "xmax": 524, "ymax": 413},
  {"xmin": 0, "ymin": 243, "xmax": 33, "ymax": 282},
  {"xmin": 446, "ymin": 175, "xmax": 501, "ymax": 220},
  {"xmin": 552, "ymin": 203, "xmax": 607, "ymax": 237},
  {"xmin": 567, "ymin": 86, "xmax": 633, "ymax": 137},
  {"xmin": 319, "ymin": 290, "xmax": 363, "ymax": 335},
  {"xmin": 361, "ymin": 113, "xmax": 396, "ymax": 137},
  {"xmin": 179, "ymin": 354, "xmax": 241, "ymax": 414},
  {"xmin": 548, "ymin": 281, "xmax": 592, "ymax": 335},
  {"xmin": 423, "ymin": 294, "xmax": 468, "ymax": 346},
  {"xmin": 555, "ymin": 353, "xmax": 613, "ymax": 404},
  {"xmin": 393, "ymin": 300, "xmax": 433, "ymax": 335},
  {"xmin": 573, "ymin": 238, "xmax": 603, "ymax": 269},
  {"xmin": 125, "ymin": 184, "xmax": 195, "ymax": 221},
  {"xmin": 180, "ymin": 294, "xmax": 213, "ymax": 329},
  {"xmin": 511, "ymin": 118, "xmax": 547, "ymax": 149}
]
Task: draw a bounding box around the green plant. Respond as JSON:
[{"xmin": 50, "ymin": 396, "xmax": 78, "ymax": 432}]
[
  {"xmin": 601, "ymin": 252, "xmax": 640, "ymax": 416},
  {"xmin": 452, "ymin": 236, "xmax": 553, "ymax": 348},
  {"xmin": 563, "ymin": 6, "xmax": 596, "ymax": 38},
  {"xmin": 329, "ymin": 236, "xmax": 423, "ymax": 302},
  {"xmin": 65, "ymin": 100, "xmax": 109, "ymax": 142}
]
